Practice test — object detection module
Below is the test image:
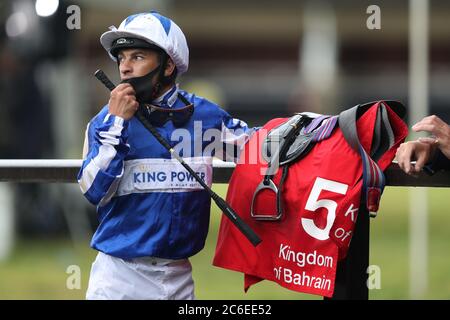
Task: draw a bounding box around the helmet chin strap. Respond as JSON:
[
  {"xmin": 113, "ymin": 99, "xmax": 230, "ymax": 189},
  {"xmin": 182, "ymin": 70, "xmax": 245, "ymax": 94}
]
[{"xmin": 154, "ymin": 52, "xmax": 169, "ymax": 98}]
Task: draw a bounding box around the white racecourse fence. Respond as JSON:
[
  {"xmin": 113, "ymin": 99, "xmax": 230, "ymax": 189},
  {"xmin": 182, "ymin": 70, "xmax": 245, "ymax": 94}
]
[
  {"xmin": 0, "ymin": 159, "xmax": 448, "ymax": 186},
  {"xmin": 0, "ymin": 159, "xmax": 448, "ymax": 300}
]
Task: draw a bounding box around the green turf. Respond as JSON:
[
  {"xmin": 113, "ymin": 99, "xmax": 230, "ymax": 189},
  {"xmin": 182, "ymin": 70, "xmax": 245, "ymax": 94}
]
[{"xmin": 0, "ymin": 185, "xmax": 448, "ymax": 299}]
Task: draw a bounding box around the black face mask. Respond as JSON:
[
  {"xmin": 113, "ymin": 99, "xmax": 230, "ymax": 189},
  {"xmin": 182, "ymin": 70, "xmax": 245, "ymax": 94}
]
[{"xmin": 121, "ymin": 65, "xmax": 161, "ymax": 104}]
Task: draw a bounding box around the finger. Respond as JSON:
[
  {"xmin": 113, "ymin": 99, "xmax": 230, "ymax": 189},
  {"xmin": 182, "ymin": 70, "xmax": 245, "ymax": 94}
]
[
  {"xmin": 130, "ymin": 100, "xmax": 139, "ymax": 111},
  {"xmin": 113, "ymin": 83, "xmax": 129, "ymax": 91},
  {"xmin": 404, "ymin": 161, "xmax": 414, "ymax": 175},
  {"xmin": 131, "ymin": 98, "xmax": 140, "ymax": 109},
  {"xmin": 427, "ymin": 115, "xmax": 445, "ymax": 126},
  {"xmin": 397, "ymin": 159, "xmax": 418, "ymax": 176},
  {"xmin": 413, "ymin": 115, "xmax": 444, "ymax": 126},
  {"xmin": 412, "ymin": 123, "xmax": 437, "ymax": 134},
  {"xmin": 418, "ymin": 137, "xmax": 439, "ymax": 145},
  {"xmin": 125, "ymin": 95, "xmax": 137, "ymax": 106},
  {"xmin": 412, "ymin": 115, "xmax": 446, "ymax": 134},
  {"xmin": 121, "ymin": 86, "xmax": 136, "ymax": 96},
  {"xmin": 414, "ymin": 151, "xmax": 428, "ymax": 172},
  {"xmin": 396, "ymin": 145, "xmax": 413, "ymax": 174},
  {"xmin": 115, "ymin": 83, "xmax": 136, "ymax": 95}
]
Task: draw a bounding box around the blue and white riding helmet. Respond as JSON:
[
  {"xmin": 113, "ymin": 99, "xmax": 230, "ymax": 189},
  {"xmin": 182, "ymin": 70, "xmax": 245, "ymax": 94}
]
[{"xmin": 100, "ymin": 12, "xmax": 189, "ymax": 75}]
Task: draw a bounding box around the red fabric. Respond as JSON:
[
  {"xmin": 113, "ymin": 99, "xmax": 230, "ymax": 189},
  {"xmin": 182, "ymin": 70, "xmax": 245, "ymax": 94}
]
[{"xmin": 213, "ymin": 102, "xmax": 408, "ymax": 297}]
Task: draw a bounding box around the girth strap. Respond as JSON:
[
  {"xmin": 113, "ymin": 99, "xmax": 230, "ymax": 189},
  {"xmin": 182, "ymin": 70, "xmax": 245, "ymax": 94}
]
[{"xmin": 338, "ymin": 100, "xmax": 405, "ymax": 217}]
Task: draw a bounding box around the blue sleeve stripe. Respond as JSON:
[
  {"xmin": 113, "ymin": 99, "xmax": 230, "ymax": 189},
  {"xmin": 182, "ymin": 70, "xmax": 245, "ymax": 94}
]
[
  {"xmin": 79, "ymin": 143, "xmax": 118, "ymax": 193},
  {"xmin": 98, "ymin": 173, "xmax": 123, "ymax": 207},
  {"xmin": 82, "ymin": 169, "xmax": 121, "ymax": 205},
  {"xmin": 78, "ymin": 115, "xmax": 128, "ymax": 204}
]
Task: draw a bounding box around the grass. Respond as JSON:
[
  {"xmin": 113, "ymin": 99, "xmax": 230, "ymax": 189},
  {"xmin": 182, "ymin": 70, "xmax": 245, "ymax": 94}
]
[
  {"xmin": 0, "ymin": 185, "xmax": 449, "ymax": 299},
  {"xmin": 369, "ymin": 187, "xmax": 450, "ymax": 299}
]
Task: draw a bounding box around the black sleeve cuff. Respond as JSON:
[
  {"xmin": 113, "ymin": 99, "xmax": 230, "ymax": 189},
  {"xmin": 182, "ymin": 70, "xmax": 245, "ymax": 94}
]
[{"xmin": 424, "ymin": 149, "xmax": 450, "ymax": 175}]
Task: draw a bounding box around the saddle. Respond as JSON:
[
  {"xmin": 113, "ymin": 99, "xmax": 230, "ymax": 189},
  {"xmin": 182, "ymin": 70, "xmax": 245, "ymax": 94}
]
[
  {"xmin": 251, "ymin": 113, "xmax": 338, "ymax": 220},
  {"xmin": 251, "ymin": 101, "xmax": 406, "ymax": 221}
]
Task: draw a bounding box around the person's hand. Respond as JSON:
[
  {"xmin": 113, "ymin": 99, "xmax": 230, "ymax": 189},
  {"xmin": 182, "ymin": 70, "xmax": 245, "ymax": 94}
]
[
  {"xmin": 396, "ymin": 141, "xmax": 435, "ymax": 175},
  {"xmin": 108, "ymin": 83, "xmax": 139, "ymax": 120},
  {"xmin": 413, "ymin": 115, "xmax": 450, "ymax": 159}
]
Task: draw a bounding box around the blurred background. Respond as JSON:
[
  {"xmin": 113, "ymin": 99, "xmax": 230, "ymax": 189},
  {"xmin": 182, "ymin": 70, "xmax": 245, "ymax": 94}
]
[{"xmin": 0, "ymin": 0, "xmax": 449, "ymax": 299}]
